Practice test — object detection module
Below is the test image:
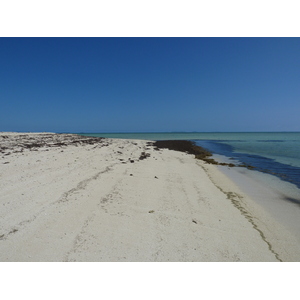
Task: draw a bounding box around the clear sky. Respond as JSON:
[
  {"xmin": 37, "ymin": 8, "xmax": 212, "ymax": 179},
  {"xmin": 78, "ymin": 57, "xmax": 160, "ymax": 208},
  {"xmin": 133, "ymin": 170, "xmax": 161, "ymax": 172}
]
[{"xmin": 1, "ymin": 38, "xmax": 300, "ymax": 133}]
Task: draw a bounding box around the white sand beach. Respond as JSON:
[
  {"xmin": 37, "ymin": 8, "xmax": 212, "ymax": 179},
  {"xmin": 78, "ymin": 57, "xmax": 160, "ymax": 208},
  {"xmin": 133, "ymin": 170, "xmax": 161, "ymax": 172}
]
[{"xmin": 1, "ymin": 132, "xmax": 300, "ymax": 261}]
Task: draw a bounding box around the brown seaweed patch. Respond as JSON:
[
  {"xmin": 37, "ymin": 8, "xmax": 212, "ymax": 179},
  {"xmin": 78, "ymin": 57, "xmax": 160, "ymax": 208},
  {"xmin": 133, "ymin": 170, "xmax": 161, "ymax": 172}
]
[
  {"xmin": 238, "ymin": 164, "xmax": 256, "ymax": 170},
  {"xmin": 152, "ymin": 140, "xmax": 236, "ymax": 167}
]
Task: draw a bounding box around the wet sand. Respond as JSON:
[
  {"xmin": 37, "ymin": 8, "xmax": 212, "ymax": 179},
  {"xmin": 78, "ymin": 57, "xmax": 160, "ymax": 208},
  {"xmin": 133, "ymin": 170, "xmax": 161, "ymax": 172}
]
[{"xmin": 1, "ymin": 132, "xmax": 299, "ymax": 261}]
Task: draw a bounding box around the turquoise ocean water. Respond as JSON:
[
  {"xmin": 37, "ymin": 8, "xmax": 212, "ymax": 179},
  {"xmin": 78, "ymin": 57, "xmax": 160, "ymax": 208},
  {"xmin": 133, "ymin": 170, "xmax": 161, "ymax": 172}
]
[{"xmin": 80, "ymin": 132, "xmax": 300, "ymax": 191}]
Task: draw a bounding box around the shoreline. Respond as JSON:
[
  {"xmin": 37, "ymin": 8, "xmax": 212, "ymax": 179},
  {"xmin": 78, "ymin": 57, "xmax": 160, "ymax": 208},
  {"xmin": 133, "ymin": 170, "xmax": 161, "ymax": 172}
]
[
  {"xmin": 1, "ymin": 132, "xmax": 300, "ymax": 261},
  {"xmin": 214, "ymin": 154, "xmax": 300, "ymax": 241}
]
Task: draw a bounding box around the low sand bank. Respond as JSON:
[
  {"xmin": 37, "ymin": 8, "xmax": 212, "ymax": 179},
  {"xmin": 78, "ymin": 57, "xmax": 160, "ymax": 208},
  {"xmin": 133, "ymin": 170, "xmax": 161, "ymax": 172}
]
[{"xmin": 1, "ymin": 133, "xmax": 299, "ymax": 261}]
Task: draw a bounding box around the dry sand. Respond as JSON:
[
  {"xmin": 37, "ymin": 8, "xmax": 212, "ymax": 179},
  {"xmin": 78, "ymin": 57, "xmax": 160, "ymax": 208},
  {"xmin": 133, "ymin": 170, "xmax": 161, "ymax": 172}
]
[{"xmin": 1, "ymin": 132, "xmax": 300, "ymax": 261}]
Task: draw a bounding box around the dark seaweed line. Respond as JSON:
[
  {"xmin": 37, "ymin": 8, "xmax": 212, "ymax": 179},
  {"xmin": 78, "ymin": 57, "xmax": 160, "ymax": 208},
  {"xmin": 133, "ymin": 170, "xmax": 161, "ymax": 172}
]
[
  {"xmin": 152, "ymin": 140, "xmax": 244, "ymax": 168},
  {"xmin": 199, "ymin": 164, "xmax": 282, "ymax": 262}
]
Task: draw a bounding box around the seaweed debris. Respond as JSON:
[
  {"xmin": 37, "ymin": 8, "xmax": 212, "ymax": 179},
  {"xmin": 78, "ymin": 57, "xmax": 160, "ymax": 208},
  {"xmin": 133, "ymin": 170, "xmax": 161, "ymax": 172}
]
[
  {"xmin": 0, "ymin": 134, "xmax": 105, "ymax": 154},
  {"xmin": 139, "ymin": 152, "xmax": 151, "ymax": 160},
  {"xmin": 152, "ymin": 140, "xmax": 236, "ymax": 167}
]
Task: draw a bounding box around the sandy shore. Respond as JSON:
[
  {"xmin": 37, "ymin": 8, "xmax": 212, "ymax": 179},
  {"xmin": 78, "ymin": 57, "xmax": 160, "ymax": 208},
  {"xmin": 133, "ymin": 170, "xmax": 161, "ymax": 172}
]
[{"xmin": 1, "ymin": 132, "xmax": 300, "ymax": 261}]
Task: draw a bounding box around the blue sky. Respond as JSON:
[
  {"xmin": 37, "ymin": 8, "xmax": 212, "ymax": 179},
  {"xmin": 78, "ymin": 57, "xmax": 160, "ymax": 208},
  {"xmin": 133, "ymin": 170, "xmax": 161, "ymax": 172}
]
[{"xmin": 1, "ymin": 38, "xmax": 300, "ymax": 133}]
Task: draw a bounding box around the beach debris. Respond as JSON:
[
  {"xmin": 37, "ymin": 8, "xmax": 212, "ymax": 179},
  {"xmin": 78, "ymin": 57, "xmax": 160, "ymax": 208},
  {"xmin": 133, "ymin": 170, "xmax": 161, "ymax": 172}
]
[
  {"xmin": 148, "ymin": 210, "xmax": 155, "ymax": 213},
  {"xmin": 0, "ymin": 133, "xmax": 105, "ymax": 155},
  {"xmin": 238, "ymin": 164, "xmax": 255, "ymax": 170},
  {"xmin": 192, "ymin": 219, "xmax": 197, "ymax": 224},
  {"xmin": 139, "ymin": 152, "xmax": 150, "ymax": 160},
  {"xmin": 152, "ymin": 140, "xmax": 240, "ymax": 167},
  {"xmin": 154, "ymin": 176, "xmax": 158, "ymax": 179},
  {"xmin": 130, "ymin": 174, "xmax": 133, "ymax": 176}
]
